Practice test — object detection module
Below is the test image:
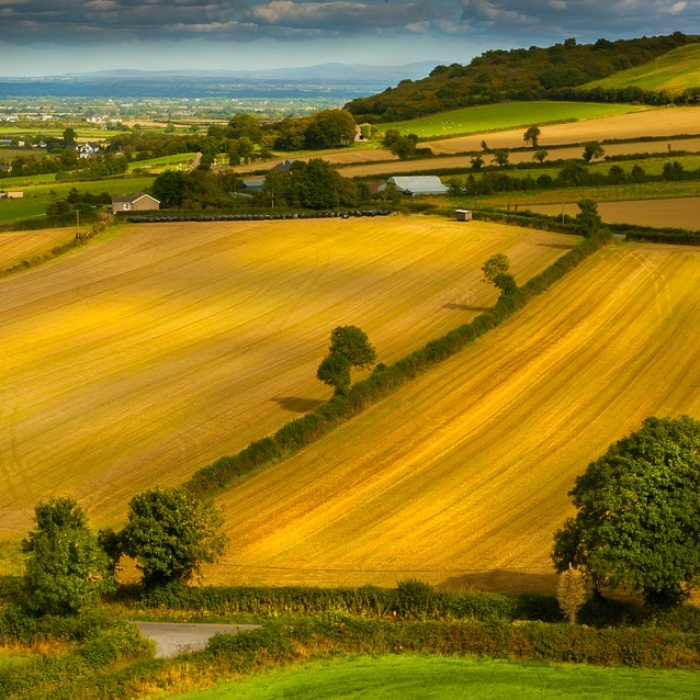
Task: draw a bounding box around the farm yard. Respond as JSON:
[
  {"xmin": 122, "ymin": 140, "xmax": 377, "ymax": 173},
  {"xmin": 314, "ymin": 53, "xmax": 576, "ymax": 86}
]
[
  {"xmin": 207, "ymin": 240, "xmax": 700, "ymax": 592},
  {"xmin": 0, "ymin": 216, "xmax": 576, "ymax": 534}
]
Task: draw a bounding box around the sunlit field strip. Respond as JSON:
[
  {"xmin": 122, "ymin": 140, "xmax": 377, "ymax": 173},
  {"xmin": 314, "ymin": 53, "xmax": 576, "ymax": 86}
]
[
  {"xmin": 423, "ymin": 107, "xmax": 700, "ymax": 155},
  {"xmin": 208, "ymin": 241, "xmax": 700, "ymax": 592},
  {"xmin": 527, "ymin": 198, "xmax": 700, "ymax": 230},
  {"xmin": 0, "ymin": 217, "xmax": 575, "ymax": 534},
  {"xmin": 381, "ymin": 102, "xmax": 646, "ymax": 139}
]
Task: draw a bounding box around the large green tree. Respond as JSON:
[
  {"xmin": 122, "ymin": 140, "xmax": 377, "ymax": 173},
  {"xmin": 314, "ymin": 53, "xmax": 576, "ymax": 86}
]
[
  {"xmin": 552, "ymin": 415, "xmax": 700, "ymax": 608},
  {"xmin": 481, "ymin": 254, "xmax": 517, "ymax": 295},
  {"xmin": 121, "ymin": 487, "xmax": 226, "ymax": 589},
  {"xmin": 575, "ymin": 198, "xmax": 602, "ymax": 237},
  {"xmin": 305, "ymin": 109, "xmax": 356, "ymax": 149},
  {"xmin": 317, "ymin": 325, "xmax": 376, "ymax": 395},
  {"xmin": 22, "ymin": 497, "xmax": 112, "ymax": 615}
]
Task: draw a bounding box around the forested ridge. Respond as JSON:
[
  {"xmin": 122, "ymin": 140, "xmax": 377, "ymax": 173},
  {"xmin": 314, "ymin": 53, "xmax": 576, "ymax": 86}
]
[{"xmin": 345, "ymin": 32, "xmax": 700, "ymax": 122}]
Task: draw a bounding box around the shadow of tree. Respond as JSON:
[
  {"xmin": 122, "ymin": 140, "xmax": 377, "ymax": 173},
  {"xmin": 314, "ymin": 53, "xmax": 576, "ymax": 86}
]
[
  {"xmin": 272, "ymin": 396, "xmax": 325, "ymax": 413},
  {"xmin": 439, "ymin": 569, "xmax": 559, "ymax": 596},
  {"xmin": 537, "ymin": 242, "xmax": 577, "ymax": 249},
  {"xmin": 442, "ymin": 303, "xmax": 491, "ymax": 312}
]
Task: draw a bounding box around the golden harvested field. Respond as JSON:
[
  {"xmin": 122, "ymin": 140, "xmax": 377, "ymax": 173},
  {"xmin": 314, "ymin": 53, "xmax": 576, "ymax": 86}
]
[
  {"xmin": 527, "ymin": 198, "xmax": 700, "ymax": 230},
  {"xmin": 0, "ymin": 217, "xmax": 576, "ymax": 535},
  {"xmin": 423, "ymin": 107, "xmax": 700, "ymax": 155},
  {"xmin": 208, "ymin": 241, "xmax": 700, "ymax": 593},
  {"xmin": 0, "ymin": 228, "xmax": 79, "ymax": 271}
]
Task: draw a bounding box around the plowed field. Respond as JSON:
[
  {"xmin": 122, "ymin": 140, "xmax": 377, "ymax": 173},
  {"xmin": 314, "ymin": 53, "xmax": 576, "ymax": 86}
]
[
  {"xmin": 0, "ymin": 228, "xmax": 78, "ymax": 269},
  {"xmin": 208, "ymin": 241, "xmax": 700, "ymax": 593},
  {"xmin": 0, "ymin": 217, "xmax": 575, "ymax": 534}
]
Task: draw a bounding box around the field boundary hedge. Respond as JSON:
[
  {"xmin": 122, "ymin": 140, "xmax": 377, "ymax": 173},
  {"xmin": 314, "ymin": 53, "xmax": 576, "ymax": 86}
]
[
  {"xmin": 185, "ymin": 228, "xmax": 611, "ymax": 499},
  {"xmin": 14, "ymin": 614, "xmax": 700, "ymax": 699}
]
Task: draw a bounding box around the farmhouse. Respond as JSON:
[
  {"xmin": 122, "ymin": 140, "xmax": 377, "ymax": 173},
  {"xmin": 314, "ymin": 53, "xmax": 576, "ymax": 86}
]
[
  {"xmin": 455, "ymin": 209, "xmax": 473, "ymax": 221},
  {"xmin": 111, "ymin": 192, "xmax": 160, "ymax": 214},
  {"xmin": 379, "ymin": 176, "xmax": 449, "ymax": 197},
  {"xmin": 77, "ymin": 143, "xmax": 101, "ymax": 158}
]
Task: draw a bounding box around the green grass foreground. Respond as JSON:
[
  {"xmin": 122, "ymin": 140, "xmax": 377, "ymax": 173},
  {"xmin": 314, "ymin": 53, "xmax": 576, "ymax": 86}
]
[
  {"xmin": 173, "ymin": 655, "xmax": 700, "ymax": 700},
  {"xmin": 381, "ymin": 102, "xmax": 646, "ymax": 139}
]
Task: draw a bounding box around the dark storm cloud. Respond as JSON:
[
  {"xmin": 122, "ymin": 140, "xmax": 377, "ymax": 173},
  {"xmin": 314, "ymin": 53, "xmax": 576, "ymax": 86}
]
[
  {"xmin": 458, "ymin": 0, "xmax": 699, "ymax": 40},
  {"xmin": 0, "ymin": 0, "xmax": 696, "ymax": 44}
]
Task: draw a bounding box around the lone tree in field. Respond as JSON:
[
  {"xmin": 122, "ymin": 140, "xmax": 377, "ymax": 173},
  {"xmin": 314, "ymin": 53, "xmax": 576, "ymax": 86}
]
[
  {"xmin": 317, "ymin": 325, "xmax": 376, "ymax": 396},
  {"xmin": 121, "ymin": 487, "xmax": 226, "ymax": 590},
  {"xmin": 582, "ymin": 141, "xmax": 605, "ymax": 162},
  {"xmin": 523, "ymin": 125, "xmax": 541, "ymax": 149},
  {"xmin": 552, "ymin": 415, "xmax": 700, "ymax": 609},
  {"xmin": 481, "ymin": 254, "xmax": 517, "ymax": 296},
  {"xmin": 575, "ymin": 198, "xmax": 602, "ymax": 237},
  {"xmin": 22, "ymin": 497, "xmax": 112, "ymax": 615}
]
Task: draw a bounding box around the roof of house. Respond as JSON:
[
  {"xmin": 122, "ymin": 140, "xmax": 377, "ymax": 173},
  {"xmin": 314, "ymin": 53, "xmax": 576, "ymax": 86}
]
[
  {"xmin": 272, "ymin": 158, "xmax": 295, "ymax": 171},
  {"xmin": 387, "ymin": 176, "xmax": 449, "ymax": 195},
  {"xmin": 111, "ymin": 191, "xmax": 160, "ymax": 204}
]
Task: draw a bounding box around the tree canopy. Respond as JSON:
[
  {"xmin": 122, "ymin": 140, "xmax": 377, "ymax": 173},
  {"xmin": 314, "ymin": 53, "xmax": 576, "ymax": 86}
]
[
  {"xmin": 552, "ymin": 415, "xmax": 700, "ymax": 607},
  {"xmin": 317, "ymin": 325, "xmax": 376, "ymax": 395},
  {"xmin": 575, "ymin": 199, "xmax": 602, "ymax": 237},
  {"xmin": 22, "ymin": 497, "xmax": 112, "ymax": 615},
  {"xmin": 121, "ymin": 487, "xmax": 226, "ymax": 589}
]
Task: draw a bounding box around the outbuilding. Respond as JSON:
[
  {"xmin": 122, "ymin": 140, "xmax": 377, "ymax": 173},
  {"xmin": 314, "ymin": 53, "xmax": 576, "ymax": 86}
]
[
  {"xmin": 379, "ymin": 176, "xmax": 449, "ymax": 197},
  {"xmin": 455, "ymin": 209, "xmax": 473, "ymax": 221}
]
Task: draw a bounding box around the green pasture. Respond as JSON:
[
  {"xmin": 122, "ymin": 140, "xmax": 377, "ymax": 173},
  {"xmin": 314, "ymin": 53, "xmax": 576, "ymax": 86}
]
[
  {"xmin": 583, "ymin": 43, "xmax": 700, "ymax": 95},
  {"xmin": 173, "ymin": 656, "xmax": 700, "ymax": 700},
  {"xmin": 0, "ymin": 125, "xmax": 110, "ymax": 140},
  {"xmin": 128, "ymin": 152, "xmax": 198, "ymax": 173},
  {"xmin": 380, "ymin": 102, "xmax": 647, "ymax": 139},
  {"xmin": 0, "ymin": 197, "xmax": 45, "ymax": 225},
  {"xmin": 0, "ymin": 176, "xmax": 155, "ymax": 225}
]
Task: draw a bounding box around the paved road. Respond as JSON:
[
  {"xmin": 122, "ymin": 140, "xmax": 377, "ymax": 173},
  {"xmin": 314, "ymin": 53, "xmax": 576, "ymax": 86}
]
[{"xmin": 131, "ymin": 621, "xmax": 261, "ymax": 658}]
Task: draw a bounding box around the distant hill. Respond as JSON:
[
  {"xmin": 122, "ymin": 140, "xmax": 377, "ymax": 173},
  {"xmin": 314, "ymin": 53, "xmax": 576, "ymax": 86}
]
[
  {"xmin": 345, "ymin": 32, "xmax": 700, "ymax": 122},
  {"xmin": 581, "ymin": 43, "xmax": 700, "ymax": 95},
  {"xmin": 73, "ymin": 62, "xmax": 441, "ymax": 82}
]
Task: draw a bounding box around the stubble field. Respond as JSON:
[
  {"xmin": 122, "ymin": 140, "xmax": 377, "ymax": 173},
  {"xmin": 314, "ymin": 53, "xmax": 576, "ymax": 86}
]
[
  {"xmin": 207, "ymin": 240, "xmax": 700, "ymax": 593},
  {"xmin": 0, "ymin": 216, "xmax": 575, "ymax": 535}
]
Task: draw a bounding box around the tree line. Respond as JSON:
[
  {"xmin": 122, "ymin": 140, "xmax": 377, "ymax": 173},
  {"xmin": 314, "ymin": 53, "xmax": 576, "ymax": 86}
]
[{"xmin": 344, "ymin": 32, "xmax": 700, "ymax": 122}]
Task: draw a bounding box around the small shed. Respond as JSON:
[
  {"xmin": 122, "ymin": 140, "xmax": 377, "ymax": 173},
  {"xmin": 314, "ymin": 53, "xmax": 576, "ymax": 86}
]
[
  {"xmin": 455, "ymin": 209, "xmax": 473, "ymax": 221},
  {"xmin": 111, "ymin": 192, "xmax": 160, "ymax": 215}
]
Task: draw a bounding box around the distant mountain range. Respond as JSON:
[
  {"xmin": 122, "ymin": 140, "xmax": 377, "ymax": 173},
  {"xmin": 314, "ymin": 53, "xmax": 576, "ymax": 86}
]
[
  {"xmin": 61, "ymin": 61, "xmax": 441, "ymax": 82},
  {"xmin": 0, "ymin": 62, "xmax": 441, "ymax": 101}
]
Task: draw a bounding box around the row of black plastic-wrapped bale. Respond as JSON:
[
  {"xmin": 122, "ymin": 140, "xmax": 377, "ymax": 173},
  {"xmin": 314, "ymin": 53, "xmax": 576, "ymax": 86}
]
[{"xmin": 127, "ymin": 209, "xmax": 394, "ymax": 223}]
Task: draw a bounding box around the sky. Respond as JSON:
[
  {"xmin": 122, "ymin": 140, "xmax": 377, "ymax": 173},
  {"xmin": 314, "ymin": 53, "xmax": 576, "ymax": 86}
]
[{"xmin": 0, "ymin": 0, "xmax": 698, "ymax": 76}]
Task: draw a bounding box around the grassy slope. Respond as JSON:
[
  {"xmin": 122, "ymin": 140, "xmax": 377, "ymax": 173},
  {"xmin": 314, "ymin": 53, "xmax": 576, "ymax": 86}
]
[
  {"xmin": 208, "ymin": 240, "xmax": 700, "ymax": 592},
  {"xmin": 174, "ymin": 656, "xmax": 700, "ymax": 700},
  {"xmin": 372, "ymin": 102, "xmax": 646, "ymax": 139},
  {"xmin": 583, "ymin": 43, "xmax": 700, "ymax": 94},
  {"xmin": 0, "ymin": 217, "xmax": 574, "ymax": 535}
]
